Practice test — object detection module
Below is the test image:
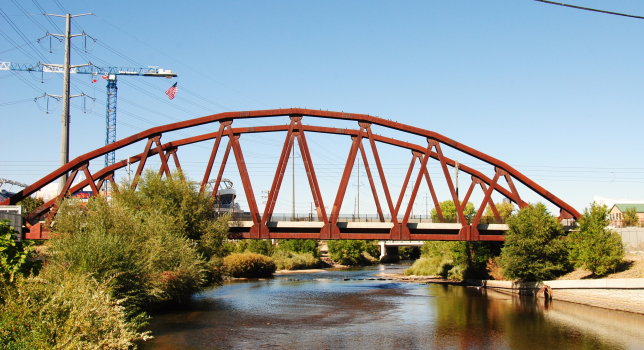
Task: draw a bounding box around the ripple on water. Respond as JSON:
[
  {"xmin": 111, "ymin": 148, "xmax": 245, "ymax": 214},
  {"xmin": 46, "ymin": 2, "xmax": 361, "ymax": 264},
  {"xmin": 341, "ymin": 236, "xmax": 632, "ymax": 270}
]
[{"xmin": 140, "ymin": 264, "xmax": 644, "ymax": 350}]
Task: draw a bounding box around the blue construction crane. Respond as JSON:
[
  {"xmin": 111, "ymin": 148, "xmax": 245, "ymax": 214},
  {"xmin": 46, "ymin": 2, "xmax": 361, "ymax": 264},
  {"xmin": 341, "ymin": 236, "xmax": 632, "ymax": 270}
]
[{"xmin": 1, "ymin": 61, "xmax": 177, "ymax": 167}]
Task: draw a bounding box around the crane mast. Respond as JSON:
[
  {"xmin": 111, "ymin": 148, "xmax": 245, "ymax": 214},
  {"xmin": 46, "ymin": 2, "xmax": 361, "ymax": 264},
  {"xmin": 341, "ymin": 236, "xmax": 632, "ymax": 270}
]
[{"xmin": 1, "ymin": 61, "xmax": 177, "ymax": 168}]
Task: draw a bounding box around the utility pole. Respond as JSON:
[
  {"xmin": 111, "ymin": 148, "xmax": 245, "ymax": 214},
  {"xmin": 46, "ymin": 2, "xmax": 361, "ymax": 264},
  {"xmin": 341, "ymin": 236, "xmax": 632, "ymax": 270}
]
[
  {"xmin": 425, "ymin": 193, "xmax": 428, "ymax": 219},
  {"xmin": 357, "ymin": 157, "xmax": 360, "ymax": 220},
  {"xmin": 44, "ymin": 12, "xmax": 92, "ymax": 193}
]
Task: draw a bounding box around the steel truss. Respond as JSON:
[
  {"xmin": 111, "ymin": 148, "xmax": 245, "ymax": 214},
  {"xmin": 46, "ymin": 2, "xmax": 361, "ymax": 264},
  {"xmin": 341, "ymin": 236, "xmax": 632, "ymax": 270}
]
[{"xmin": 2, "ymin": 109, "xmax": 580, "ymax": 241}]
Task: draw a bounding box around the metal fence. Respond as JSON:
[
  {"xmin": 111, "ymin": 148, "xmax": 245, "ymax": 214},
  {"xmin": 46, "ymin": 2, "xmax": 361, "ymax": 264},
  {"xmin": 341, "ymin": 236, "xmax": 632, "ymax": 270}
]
[{"xmin": 613, "ymin": 228, "xmax": 644, "ymax": 254}]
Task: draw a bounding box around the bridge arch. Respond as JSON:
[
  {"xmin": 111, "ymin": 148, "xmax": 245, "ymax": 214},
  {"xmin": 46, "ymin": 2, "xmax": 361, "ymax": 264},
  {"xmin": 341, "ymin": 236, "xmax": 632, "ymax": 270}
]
[{"xmin": 2, "ymin": 108, "xmax": 580, "ymax": 241}]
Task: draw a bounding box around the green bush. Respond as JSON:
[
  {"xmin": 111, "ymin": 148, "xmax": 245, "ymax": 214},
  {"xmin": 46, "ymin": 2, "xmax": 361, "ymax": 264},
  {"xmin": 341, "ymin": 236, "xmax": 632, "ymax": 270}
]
[
  {"xmin": 16, "ymin": 196, "xmax": 44, "ymax": 216},
  {"xmin": 0, "ymin": 264, "xmax": 150, "ymax": 349},
  {"xmin": 277, "ymin": 239, "xmax": 321, "ymax": 258},
  {"xmin": 120, "ymin": 170, "xmax": 216, "ymax": 241},
  {"xmin": 430, "ymin": 200, "xmax": 477, "ymax": 224},
  {"xmin": 51, "ymin": 197, "xmax": 209, "ymax": 310},
  {"xmin": 399, "ymin": 246, "xmax": 421, "ymax": 260},
  {"xmin": 50, "ymin": 170, "xmax": 230, "ymax": 310},
  {"xmin": 247, "ymin": 239, "xmax": 274, "ymax": 256},
  {"xmin": 0, "ymin": 220, "xmax": 42, "ymax": 283},
  {"xmin": 223, "ymin": 252, "xmax": 276, "ymax": 278},
  {"xmin": 327, "ymin": 240, "xmax": 379, "ymax": 266},
  {"xmin": 498, "ymin": 203, "xmax": 570, "ymax": 282},
  {"xmin": 404, "ymin": 256, "xmax": 453, "ymax": 277},
  {"xmin": 568, "ymin": 203, "xmax": 624, "ymax": 276},
  {"xmin": 272, "ymin": 250, "xmax": 319, "ymax": 270},
  {"xmin": 480, "ymin": 201, "xmax": 515, "ymax": 224},
  {"xmin": 406, "ymin": 240, "xmax": 502, "ymax": 280}
]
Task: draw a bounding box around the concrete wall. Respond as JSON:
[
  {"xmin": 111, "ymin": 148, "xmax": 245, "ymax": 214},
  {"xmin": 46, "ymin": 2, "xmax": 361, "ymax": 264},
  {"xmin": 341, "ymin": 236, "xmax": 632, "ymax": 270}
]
[{"xmin": 467, "ymin": 278, "xmax": 644, "ymax": 315}]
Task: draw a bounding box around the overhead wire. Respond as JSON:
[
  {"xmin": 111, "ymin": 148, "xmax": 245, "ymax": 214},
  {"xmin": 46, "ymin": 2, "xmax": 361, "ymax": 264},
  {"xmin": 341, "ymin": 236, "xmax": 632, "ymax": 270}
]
[{"xmin": 533, "ymin": 0, "xmax": 644, "ymax": 20}]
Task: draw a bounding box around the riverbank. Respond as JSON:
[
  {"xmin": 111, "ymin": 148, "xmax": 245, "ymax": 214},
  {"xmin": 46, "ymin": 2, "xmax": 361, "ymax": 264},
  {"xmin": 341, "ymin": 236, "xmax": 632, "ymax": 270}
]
[{"xmin": 377, "ymin": 254, "xmax": 644, "ymax": 315}]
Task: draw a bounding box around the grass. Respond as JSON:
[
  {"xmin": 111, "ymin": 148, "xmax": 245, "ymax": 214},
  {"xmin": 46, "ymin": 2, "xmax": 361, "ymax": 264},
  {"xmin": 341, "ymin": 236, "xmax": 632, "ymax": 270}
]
[
  {"xmin": 223, "ymin": 252, "xmax": 276, "ymax": 278},
  {"xmin": 272, "ymin": 250, "xmax": 319, "ymax": 270}
]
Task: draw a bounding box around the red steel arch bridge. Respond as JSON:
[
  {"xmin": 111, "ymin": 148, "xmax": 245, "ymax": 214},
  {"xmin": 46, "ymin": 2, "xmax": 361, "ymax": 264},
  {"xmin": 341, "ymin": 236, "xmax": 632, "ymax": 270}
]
[{"xmin": 1, "ymin": 108, "xmax": 581, "ymax": 241}]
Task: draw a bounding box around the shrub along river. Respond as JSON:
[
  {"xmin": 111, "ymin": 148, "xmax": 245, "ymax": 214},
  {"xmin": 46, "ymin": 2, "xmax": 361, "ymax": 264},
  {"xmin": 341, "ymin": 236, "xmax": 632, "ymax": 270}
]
[{"xmin": 139, "ymin": 263, "xmax": 644, "ymax": 349}]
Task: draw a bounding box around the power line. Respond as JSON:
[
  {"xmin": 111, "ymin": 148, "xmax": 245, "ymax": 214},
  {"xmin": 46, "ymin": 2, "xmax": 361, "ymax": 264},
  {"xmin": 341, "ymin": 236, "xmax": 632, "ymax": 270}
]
[{"xmin": 533, "ymin": 0, "xmax": 644, "ymax": 20}]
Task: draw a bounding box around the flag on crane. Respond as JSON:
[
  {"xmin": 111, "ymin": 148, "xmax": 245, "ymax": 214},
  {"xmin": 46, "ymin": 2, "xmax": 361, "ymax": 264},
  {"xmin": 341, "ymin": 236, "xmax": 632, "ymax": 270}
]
[{"xmin": 165, "ymin": 82, "xmax": 178, "ymax": 100}]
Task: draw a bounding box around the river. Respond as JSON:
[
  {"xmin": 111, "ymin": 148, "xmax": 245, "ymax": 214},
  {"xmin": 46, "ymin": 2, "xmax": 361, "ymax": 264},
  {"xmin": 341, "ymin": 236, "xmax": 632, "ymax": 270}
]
[{"xmin": 139, "ymin": 263, "xmax": 644, "ymax": 349}]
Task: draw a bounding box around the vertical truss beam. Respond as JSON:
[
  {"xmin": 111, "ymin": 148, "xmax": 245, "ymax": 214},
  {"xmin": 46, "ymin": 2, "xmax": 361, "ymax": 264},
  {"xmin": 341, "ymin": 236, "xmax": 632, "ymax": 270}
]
[
  {"xmin": 212, "ymin": 139, "xmax": 233, "ymax": 200},
  {"xmin": 131, "ymin": 137, "xmax": 155, "ymax": 190},
  {"xmin": 358, "ymin": 142, "xmax": 385, "ymax": 222},
  {"xmin": 479, "ymin": 182, "xmax": 502, "ymax": 223},
  {"xmin": 153, "ymin": 137, "xmax": 171, "ymax": 180},
  {"xmin": 431, "ymin": 139, "xmax": 467, "ymax": 226},
  {"xmin": 497, "ymin": 169, "xmax": 526, "ymax": 208},
  {"xmin": 422, "ymin": 167, "xmax": 443, "ymax": 223},
  {"xmin": 226, "ymin": 127, "xmax": 260, "ymax": 227},
  {"xmin": 329, "ymin": 129, "xmax": 363, "ymax": 227},
  {"xmin": 403, "ymin": 146, "xmax": 432, "ymax": 225},
  {"xmin": 81, "ymin": 165, "xmax": 99, "ymax": 196},
  {"xmin": 170, "ymin": 149, "xmax": 181, "ymax": 171},
  {"xmin": 201, "ymin": 123, "xmax": 227, "ymax": 193},
  {"xmin": 366, "ymin": 125, "xmax": 397, "ymax": 225},
  {"xmin": 262, "ymin": 119, "xmax": 296, "ymax": 223},
  {"xmin": 48, "ymin": 166, "xmax": 80, "ymax": 221},
  {"xmin": 295, "ymin": 122, "xmax": 327, "ymax": 223},
  {"xmin": 462, "ymin": 178, "xmax": 477, "ymax": 206},
  {"xmin": 158, "ymin": 151, "xmax": 172, "ymax": 176},
  {"xmin": 472, "ymin": 169, "xmax": 502, "ymax": 227},
  {"xmin": 394, "ymin": 154, "xmax": 418, "ymax": 218}
]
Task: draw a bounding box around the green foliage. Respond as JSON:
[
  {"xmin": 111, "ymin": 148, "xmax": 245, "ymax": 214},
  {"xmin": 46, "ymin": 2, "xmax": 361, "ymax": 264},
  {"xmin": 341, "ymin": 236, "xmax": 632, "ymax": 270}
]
[
  {"xmin": 247, "ymin": 239, "xmax": 274, "ymax": 256},
  {"xmin": 119, "ymin": 170, "xmax": 215, "ymax": 240},
  {"xmin": 430, "ymin": 200, "xmax": 476, "ymax": 224},
  {"xmin": 407, "ymin": 240, "xmax": 502, "ymax": 280},
  {"xmin": 404, "ymin": 256, "xmax": 454, "ymax": 278},
  {"xmin": 50, "ymin": 170, "xmax": 230, "ymax": 311},
  {"xmin": 51, "ymin": 197, "xmax": 209, "ymax": 310},
  {"xmin": 16, "ymin": 196, "xmax": 44, "ymax": 216},
  {"xmin": 0, "ymin": 220, "xmax": 42, "ymax": 283},
  {"xmin": 272, "ymin": 250, "xmax": 319, "ymax": 270},
  {"xmin": 498, "ymin": 203, "xmax": 569, "ymax": 282},
  {"xmin": 197, "ymin": 214, "xmax": 232, "ymax": 261},
  {"xmin": 223, "ymin": 252, "xmax": 276, "ymax": 278},
  {"xmin": 399, "ymin": 246, "xmax": 421, "ymax": 260},
  {"xmin": 568, "ymin": 203, "xmax": 625, "ymax": 276},
  {"xmin": 327, "ymin": 240, "xmax": 379, "ymax": 266},
  {"xmin": 277, "ymin": 239, "xmax": 321, "ymax": 258},
  {"xmin": 480, "ymin": 202, "xmax": 515, "ymax": 224},
  {"xmin": 0, "ymin": 264, "xmax": 150, "ymax": 349},
  {"xmin": 622, "ymin": 206, "xmax": 640, "ymax": 227}
]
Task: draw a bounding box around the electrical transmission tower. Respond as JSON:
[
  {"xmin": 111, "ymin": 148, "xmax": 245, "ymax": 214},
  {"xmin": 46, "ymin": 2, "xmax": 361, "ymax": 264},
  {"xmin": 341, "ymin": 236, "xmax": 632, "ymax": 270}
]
[{"xmin": 2, "ymin": 13, "xmax": 177, "ymax": 193}]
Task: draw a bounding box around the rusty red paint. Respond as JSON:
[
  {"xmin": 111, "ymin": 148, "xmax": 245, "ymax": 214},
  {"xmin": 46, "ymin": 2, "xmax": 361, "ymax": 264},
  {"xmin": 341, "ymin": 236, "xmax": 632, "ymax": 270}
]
[{"xmin": 6, "ymin": 109, "xmax": 582, "ymax": 242}]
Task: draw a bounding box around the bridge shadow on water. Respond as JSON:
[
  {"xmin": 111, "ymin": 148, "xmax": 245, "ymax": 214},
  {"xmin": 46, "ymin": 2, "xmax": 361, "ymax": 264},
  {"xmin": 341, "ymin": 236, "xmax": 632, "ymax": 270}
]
[{"xmin": 140, "ymin": 264, "xmax": 644, "ymax": 350}]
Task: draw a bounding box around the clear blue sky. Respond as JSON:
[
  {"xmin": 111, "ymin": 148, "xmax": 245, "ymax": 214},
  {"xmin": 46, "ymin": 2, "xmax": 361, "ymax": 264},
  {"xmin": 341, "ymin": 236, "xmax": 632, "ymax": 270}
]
[{"xmin": 2, "ymin": 0, "xmax": 644, "ymax": 217}]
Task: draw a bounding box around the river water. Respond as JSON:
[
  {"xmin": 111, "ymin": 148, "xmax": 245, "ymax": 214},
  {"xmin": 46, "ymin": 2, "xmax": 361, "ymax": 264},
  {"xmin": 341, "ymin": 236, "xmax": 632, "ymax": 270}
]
[{"xmin": 140, "ymin": 263, "xmax": 644, "ymax": 349}]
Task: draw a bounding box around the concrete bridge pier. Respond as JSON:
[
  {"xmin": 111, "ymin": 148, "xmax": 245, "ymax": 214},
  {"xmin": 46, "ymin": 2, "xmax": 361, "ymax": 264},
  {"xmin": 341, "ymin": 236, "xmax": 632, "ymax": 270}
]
[{"xmin": 379, "ymin": 241, "xmax": 400, "ymax": 263}]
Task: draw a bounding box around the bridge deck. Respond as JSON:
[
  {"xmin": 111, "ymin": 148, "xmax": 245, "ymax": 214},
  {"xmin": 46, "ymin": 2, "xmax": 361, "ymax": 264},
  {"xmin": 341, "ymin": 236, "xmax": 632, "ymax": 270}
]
[
  {"xmin": 228, "ymin": 221, "xmax": 577, "ymax": 241},
  {"xmin": 229, "ymin": 221, "xmax": 510, "ymax": 241}
]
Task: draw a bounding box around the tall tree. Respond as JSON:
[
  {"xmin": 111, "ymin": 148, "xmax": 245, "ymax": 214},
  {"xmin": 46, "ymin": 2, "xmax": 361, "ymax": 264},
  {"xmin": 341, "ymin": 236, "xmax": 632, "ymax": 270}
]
[
  {"xmin": 498, "ymin": 203, "xmax": 569, "ymax": 282},
  {"xmin": 622, "ymin": 206, "xmax": 639, "ymax": 227},
  {"xmin": 569, "ymin": 203, "xmax": 624, "ymax": 276}
]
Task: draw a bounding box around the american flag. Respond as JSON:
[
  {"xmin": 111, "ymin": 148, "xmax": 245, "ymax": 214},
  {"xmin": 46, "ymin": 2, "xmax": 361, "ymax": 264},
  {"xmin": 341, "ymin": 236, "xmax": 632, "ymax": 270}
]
[{"xmin": 165, "ymin": 82, "xmax": 178, "ymax": 100}]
